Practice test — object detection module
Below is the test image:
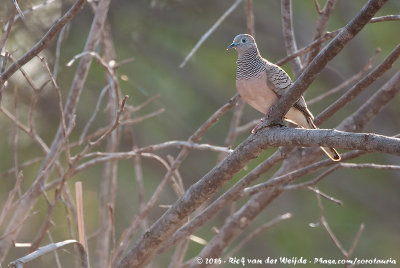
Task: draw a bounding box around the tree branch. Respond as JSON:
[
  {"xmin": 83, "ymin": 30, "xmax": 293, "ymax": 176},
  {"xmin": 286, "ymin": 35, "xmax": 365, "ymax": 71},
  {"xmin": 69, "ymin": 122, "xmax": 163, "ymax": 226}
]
[
  {"xmin": 315, "ymin": 45, "xmax": 400, "ymax": 126},
  {"xmin": 266, "ymin": 0, "xmax": 388, "ymax": 127},
  {"xmin": 281, "ymin": 0, "xmax": 302, "ymax": 78},
  {"xmin": 0, "ymin": 0, "xmax": 87, "ymax": 88}
]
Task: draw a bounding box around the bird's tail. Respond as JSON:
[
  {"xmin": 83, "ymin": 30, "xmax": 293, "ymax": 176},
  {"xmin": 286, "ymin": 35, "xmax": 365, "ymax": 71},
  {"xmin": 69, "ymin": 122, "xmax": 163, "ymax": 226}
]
[
  {"xmin": 320, "ymin": 146, "xmax": 341, "ymax": 161},
  {"xmin": 305, "ymin": 116, "xmax": 341, "ymax": 162}
]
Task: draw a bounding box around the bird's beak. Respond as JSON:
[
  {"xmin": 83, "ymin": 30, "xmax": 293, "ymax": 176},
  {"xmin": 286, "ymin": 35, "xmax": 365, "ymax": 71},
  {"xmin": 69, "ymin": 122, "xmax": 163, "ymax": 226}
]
[{"xmin": 227, "ymin": 43, "xmax": 238, "ymax": 50}]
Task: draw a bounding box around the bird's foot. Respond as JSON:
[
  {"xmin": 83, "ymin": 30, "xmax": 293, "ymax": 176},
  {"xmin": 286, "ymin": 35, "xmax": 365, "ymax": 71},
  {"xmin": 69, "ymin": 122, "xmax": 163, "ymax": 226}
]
[
  {"xmin": 252, "ymin": 118, "xmax": 284, "ymax": 133},
  {"xmin": 252, "ymin": 118, "xmax": 264, "ymax": 134}
]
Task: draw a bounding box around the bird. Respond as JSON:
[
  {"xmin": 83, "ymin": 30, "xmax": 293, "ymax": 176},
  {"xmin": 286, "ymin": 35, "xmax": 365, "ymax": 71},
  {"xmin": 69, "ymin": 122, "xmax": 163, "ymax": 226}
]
[{"xmin": 227, "ymin": 34, "xmax": 340, "ymax": 162}]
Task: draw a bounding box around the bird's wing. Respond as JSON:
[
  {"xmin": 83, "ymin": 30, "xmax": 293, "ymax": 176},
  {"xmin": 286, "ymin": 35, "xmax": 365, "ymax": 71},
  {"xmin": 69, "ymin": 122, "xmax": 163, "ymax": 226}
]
[
  {"xmin": 265, "ymin": 62, "xmax": 314, "ymax": 120},
  {"xmin": 265, "ymin": 63, "xmax": 291, "ymax": 98}
]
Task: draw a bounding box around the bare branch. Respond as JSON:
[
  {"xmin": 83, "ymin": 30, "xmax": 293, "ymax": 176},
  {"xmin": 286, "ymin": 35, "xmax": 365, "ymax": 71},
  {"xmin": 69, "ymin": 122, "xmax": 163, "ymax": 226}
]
[
  {"xmin": 337, "ymin": 70, "xmax": 400, "ymax": 132},
  {"xmin": 12, "ymin": 0, "xmax": 24, "ymax": 19},
  {"xmin": 252, "ymin": 127, "xmax": 400, "ymax": 156},
  {"xmin": 307, "ymin": 49, "xmax": 378, "ymax": 105},
  {"xmin": 370, "ymin": 14, "xmax": 400, "ymax": 23},
  {"xmin": 276, "ymin": 30, "xmax": 339, "ymax": 67},
  {"xmin": 116, "ymin": 95, "xmax": 241, "ymax": 267},
  {"xmin": 315, "ymin": 45, "xmax": 400, "ymax": 126},
  {"xmin": 281, "ymin": 0, "xmax": 302, "ymax": 78},
  {"xmin": 179, "ymin": 0, "xmax": 243, "ymax": 68},
  {"xmin": 348, "ymin": 223, "xmax": 365, "ymax": 257},
  {"xmin": 135, "ymin": 140, "xmax": 233, "ymax": 154},
  {"xmin": 282, "ymin": 165, "xmax": 340, "ymax": 190},
  {"xmin": 340, "ymin": 163, "xmax": 400, "ymax": 170},
  {"xmin": 218, "ymin": 95, "xmax": 244, "ymax": 162},
  {"xmin": 159, "ymin": 147, "xmax": 291, "ymax": 255},
  {"xmin": 276, "ymin": 14, "xmax": 398, "ymax": 67},
  {"xmin": 308, "ymin": 187, "xmax": 343, "ymax": 206},
  {"xmin": 0, "ymin": 0, "xmax": 87, "ymax": 88},
  {"xmin": 79, "ymin": 85, "xmax": 109, "ymax": 144},
  {"xmin": 316, "ymin": 193, "xmax": 347, "ymax": 256},
  {"xmin": 9, "ymin": 240, "xmax": 88, "ymax": 268},
  {"xmin": 305, "ymin": 0, "xmax": 337, "ymax": 66},
  {"xmin": 243, "ymin": 150, "xmax": 366, "ymax": 197},
  {"xmin": 316, "ymin": 194, "xmax": 365, "ymax": 261},
  {"xmin": 266, "ymin": 0, "xmax": 388, "ymax": 126},
  {"xmin": 0, "ymin": 3, "xmax": 17, "ymax": 53},
  {"xmin": 120, "ymin": 108, "xmax": 165, "ymax": 126},
  {"xmin": 245, "ymin": 0, "xmax": 255, "ymax": 36},
  {"xmin": 224, "ymin": 213, "xmax": 292, "ymax": 258}
]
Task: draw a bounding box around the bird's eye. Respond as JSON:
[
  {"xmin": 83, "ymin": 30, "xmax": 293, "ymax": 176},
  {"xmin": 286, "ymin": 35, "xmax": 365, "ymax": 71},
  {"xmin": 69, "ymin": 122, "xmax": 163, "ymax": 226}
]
[{"xmin": 241, "ymin": 38, "xmax": 246, "ymax": 43}]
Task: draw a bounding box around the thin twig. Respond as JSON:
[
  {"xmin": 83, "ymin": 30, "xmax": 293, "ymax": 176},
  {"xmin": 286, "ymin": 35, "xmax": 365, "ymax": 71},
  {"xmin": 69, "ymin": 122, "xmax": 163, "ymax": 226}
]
[
  {"xmin": 130, "ymin": 94, "xmax": 160, "ymax": 113},
  {"xmin": 316, "ymin": 193, "xmax": 348, "ymax": 256},
  {"xmin": 75, "ymin": 182, "xmax": 90, "ymax": 267},
  {"xmin": 340, "ymin": 162, "xmax": 400, "ymax": 170},
  {"xmin": 79, "ymin": 85, "xmax": 109, "ymax": 144},
  {"xmin": 137, "ymin": 140, "xmax": 233, "ymax": 154},
  {"xmin": 245, "ymin": 0, "xmax": 255, "ymax": 36},
  {"xmin": 0, "ymin": 0, "xmax": 87, "ymax": 87},
  {"xmin": 370, "ymin": 14, "xmax": 400, "ymax": 23},
  {"xmin": 0, "ymin": 157, "xmax": 43, "ymax": 179},
  {"xmin": 305, "ymin": 0, "xmax": 337, "ymax": 66},
  {"xmin": 9, "ymin": 240, "xmax": 88, "ymax": 268},
  {"xmin": 12, "ymin": 87, "xmax": 20, "ymax": 196},
  {"xmin": 0, "ymin": 4, "xmax": 17, "ymax": 54},
  {"xmin": 12, "ymin": 0, "xmax": 25, "ymax": 19},
  {"xmin": 114, "ymin": 94, "xmax": 239, "ymax": 267},
  {"xmin": 307, "ymin": 187, "xmax": 343, "ymax": 205},
  {"xmin": 316, "ymin": 193, "xmax": 365, "ymax": 263},
  {"xmin": 276, "ymin": 30, "xmax": 339, "ymax": 66},
  {"xmin": 307, "ymin": 49, "xmax": 378, "ymax": 105},
  {"xmin": 53, "ymin": 24, "xmax": 68, "ymax": 80},
  {"xmin": 236, "ymin": 118, "xmax": 259, "ymax": 134},
  {"xmin": 224, "ymin": 213, "xmax": 292, "ymax": 258},
  {"xmin": 243, "ymin": 150, "xmax": 367, "ymax": 198},
  {"xmin": 315, "ymin": 44, "xmax": 400, "ymax": 126},
  {"xmin": 281, "ymin": 0, "xmax": 303, "ymax": 78},
  {"xmin": 179, "ymin": 0, "xmax": 243, "ymax": 68},
  {"xmin": 120, "ymin": 108, "xmax": 165, "ymax": 125},
  {"xmin": 0, "ymin": 171, "xmax": 23, "ymax": 228},
  {"xmin": 46, "ymin": 231, "xmax": 62, "ymax": 268},
  {"xmin": 159, "ymin": 147, "xmax": 291, "ymax": 255},
  {"xmin": 276, "ymin": 14, "xmax": 396, "ymax": 67},
  {"xmin": 13, "ymin": 0, "xmax": 57, "ymax": 23},
  {"xmin": 281, "ymin": 165, "xmax": 340, "ymax": 190},
  {"xmin": 265, "ymin": 0, "xmax": 388, "ymax": 126}
]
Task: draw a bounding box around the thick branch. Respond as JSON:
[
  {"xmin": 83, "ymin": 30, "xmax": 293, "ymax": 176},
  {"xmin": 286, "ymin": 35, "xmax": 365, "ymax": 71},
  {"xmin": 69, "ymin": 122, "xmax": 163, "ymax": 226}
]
[
  {"xmin": 118, "ymin": 124, "xmax": 398, "ymax": 267},
  {"xmin": 252, "ymin": 127, "xmax": 400, "ymax": 156},
  {"xmin": 337, "ymin": 71, "xmax": 400, "ymax": 132},
  {"xmin": 315, "ymin": 44, "xmax": 400, "ymax": 126},
  {"xmin": 266, "ymin": 0, "xmax": 388, "ymax": 125},
  {"xmin": 159, "ymin": 147, "xmax": 291, "ymax": 254}
]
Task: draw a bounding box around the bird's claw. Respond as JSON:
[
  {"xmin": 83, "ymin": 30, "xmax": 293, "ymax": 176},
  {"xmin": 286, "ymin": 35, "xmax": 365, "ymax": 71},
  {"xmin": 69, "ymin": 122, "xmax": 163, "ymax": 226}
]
[{"xmin": 252, "ymin": 118, "xmax": 284, "ymax": 133}]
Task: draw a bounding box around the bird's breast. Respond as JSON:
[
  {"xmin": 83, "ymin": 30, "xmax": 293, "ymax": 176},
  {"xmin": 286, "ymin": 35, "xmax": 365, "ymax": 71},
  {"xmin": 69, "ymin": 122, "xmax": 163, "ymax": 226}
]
[{"xmin": 236, "ymin": 72, "xmax": 278, "ymax": 114}]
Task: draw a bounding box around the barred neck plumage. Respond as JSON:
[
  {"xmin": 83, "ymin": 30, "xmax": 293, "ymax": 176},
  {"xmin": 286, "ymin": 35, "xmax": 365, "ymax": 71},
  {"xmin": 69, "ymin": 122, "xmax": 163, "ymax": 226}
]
[{"xmin": 236, "ymin": 46, "xmax": 266, "ymax": 80}]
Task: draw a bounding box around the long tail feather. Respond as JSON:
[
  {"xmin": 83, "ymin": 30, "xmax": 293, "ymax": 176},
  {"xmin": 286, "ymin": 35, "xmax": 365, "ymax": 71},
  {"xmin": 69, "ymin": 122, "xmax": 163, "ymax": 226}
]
[
  {"xmin": 320, "ymin": 146, "xmax": 341, "ymax": 161},
  {"xmin": 304, "ymin": 115, "xmax": 341, "ymax": 162}
]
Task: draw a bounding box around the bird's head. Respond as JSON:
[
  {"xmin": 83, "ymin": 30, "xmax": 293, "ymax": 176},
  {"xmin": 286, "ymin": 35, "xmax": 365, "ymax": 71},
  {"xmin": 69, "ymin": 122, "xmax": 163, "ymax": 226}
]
[{"xmin": 227, "ymin": 34, "xmax": 256, "ymax": 54}]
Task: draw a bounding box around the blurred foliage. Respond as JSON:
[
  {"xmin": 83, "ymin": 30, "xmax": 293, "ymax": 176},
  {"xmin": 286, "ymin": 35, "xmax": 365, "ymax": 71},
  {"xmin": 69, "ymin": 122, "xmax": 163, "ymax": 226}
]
[{"xmin": 0, "ymin": 0, "xmax": 399, "ymax": 267}]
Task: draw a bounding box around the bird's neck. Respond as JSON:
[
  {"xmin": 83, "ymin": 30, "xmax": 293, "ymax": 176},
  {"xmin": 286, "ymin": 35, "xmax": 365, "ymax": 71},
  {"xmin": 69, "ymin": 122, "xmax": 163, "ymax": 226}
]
[{"xmin": 236, "ymin": 47, "xmax": 266, "ymax": 80}]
